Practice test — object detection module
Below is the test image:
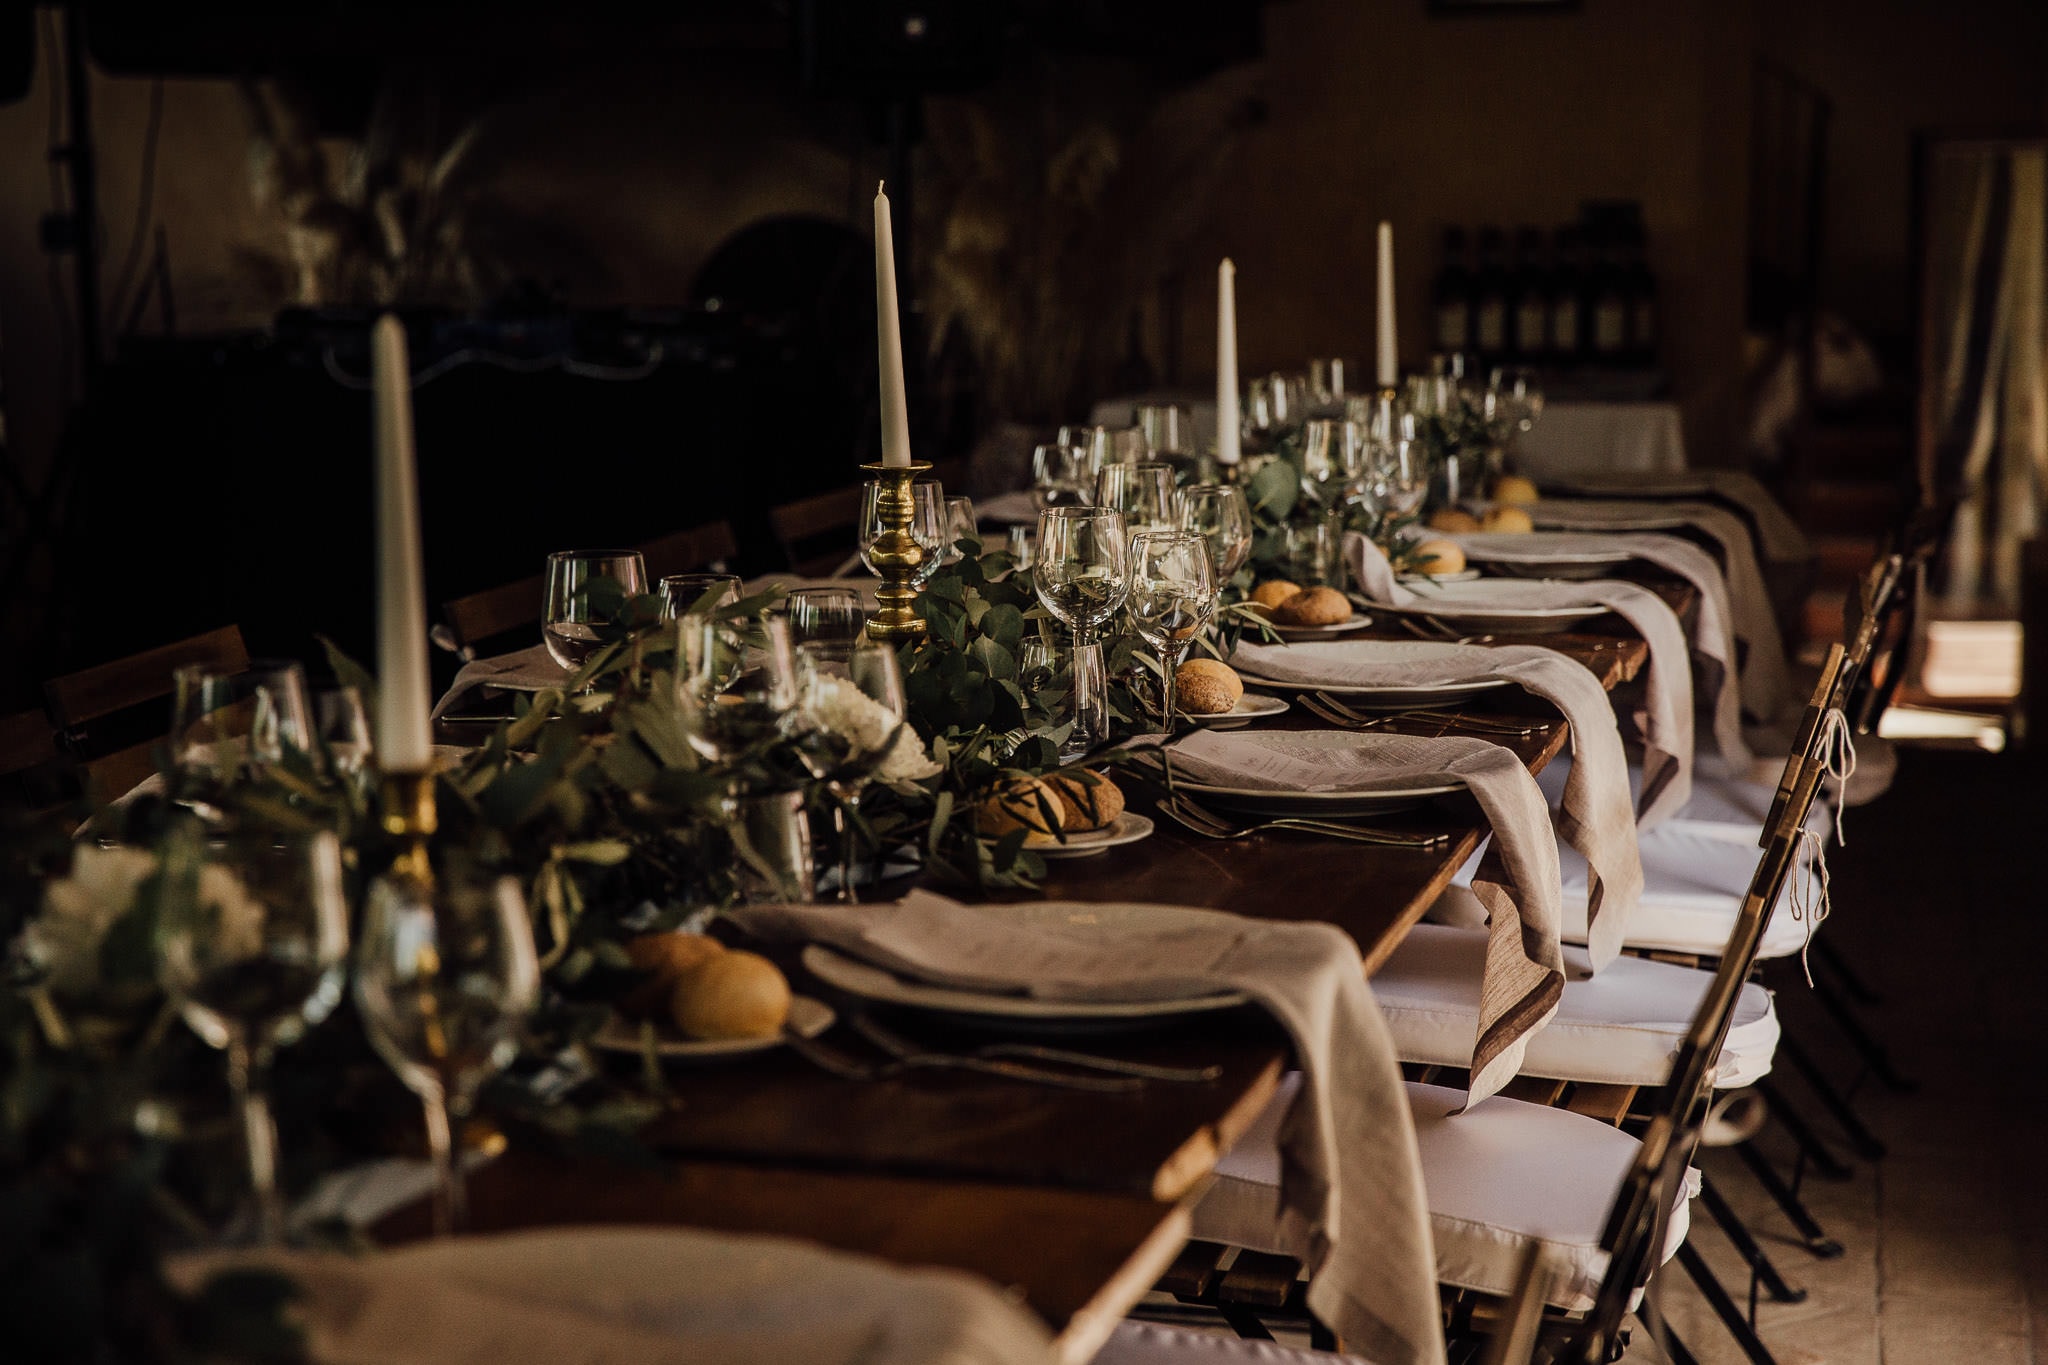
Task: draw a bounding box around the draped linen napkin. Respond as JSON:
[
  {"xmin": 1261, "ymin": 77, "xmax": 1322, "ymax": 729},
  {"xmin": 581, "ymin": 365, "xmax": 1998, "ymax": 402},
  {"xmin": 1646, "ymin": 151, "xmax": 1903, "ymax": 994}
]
[
  {"xmin": 1346, "ymin": 533, "xmax": 1696, "ymax": 826},
  {"xmin": 169, "ymin": 1226, "xmax": 1053, "ymax": 1365},
  {"xmin": 431, "ymin": 644, "xmax": 569, "ymax": 720},
  {"xmin": 1231, "ymin": 639, "xmax": 1642, "ymax": 969},
  {"xmin": 728, "ymin": 892, "xmax": 1447, "ymax": 1365},
  {"xmin": 1161, "ymin": 728, "xmax": 1563, "ymax": 1108},
  {"xmin": 1524, "ymin": 499, "xmax": 1793, "ymax": 723},
  {"xmin": 1447, "ymin": 530, "xmax": 1751, "ymax": 766},
  {"xmin": 1536, "ymin": 469, "xmax": 1811, "ymax": 566}
]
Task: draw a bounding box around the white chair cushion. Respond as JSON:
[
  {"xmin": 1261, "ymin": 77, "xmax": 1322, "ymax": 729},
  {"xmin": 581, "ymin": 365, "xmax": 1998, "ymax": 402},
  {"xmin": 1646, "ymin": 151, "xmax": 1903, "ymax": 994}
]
[
  {"xmin": 1093, "ymin": 1321, "xmax": 1375, "ymax": 1364},
  {"xmin": 1194, "ymin": 1077, "xmax": 1694, "ymax": 1315},
  {"xmin": 1374, "ymin": 923, "xmax": 1779, "ymax": 1088},
  {"xmin": 1535, "ymin": 752, "xmax": 1833, "ymax": 842}
]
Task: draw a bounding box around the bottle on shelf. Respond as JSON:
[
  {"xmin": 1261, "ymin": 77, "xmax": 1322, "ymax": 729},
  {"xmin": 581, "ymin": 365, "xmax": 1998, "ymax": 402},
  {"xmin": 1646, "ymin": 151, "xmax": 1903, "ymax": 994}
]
[
  {"xmin": 1548, "ymin": 225, "xmax": 1585, "ymax": 368},
  {"xmin": 1587, "ymin": 222, "xmax": 1630, "ymax": 366},
  {"xmin": 1471, "ymin": 227, "xmax": 1510, "ymax": 366},
  {"xmin": 1509, "ymin": 225, "xmax": 1548, "ymax": 366},
  {"xmin": 1431, "ymin": 227, "xmax": 1473, "ymax": 363}
]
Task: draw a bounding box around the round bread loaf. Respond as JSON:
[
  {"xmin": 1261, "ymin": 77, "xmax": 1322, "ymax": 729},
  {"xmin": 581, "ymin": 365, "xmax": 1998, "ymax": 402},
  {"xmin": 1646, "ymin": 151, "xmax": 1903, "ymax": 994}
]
[
  {"xmin": 1428, "ymin": 508, "xmax": 1483, "ymax": 533},
  {"xmin": 1411, "ymin": 538, "xmax": 1467, "ymax": 575},
  {"xmin": 1249, "ymin": 580, "xmax": 1303, "ymax": 615},
  {"xmin": 1045, "ymin": 770, "xmax": 1126, "ymax": 831},
  {"xmin": 1493, "ymin": 474, "xmax": 1541, "ymax": 506},
  {"xmin": 1481, "ymin": 505, "xmax": 1535, "ymax": 534},
  {"xmin": 973, "ymin": 776, "xmax": 1068, "ymax": 845},
  {"xmin": 1176, "ymin": 658, "xmax": 1244, "ymax": 715},
  {"xmin": 671, "ymin": 950, "xmax": 791, "ymax": 1040},
  {"xmin": 1274, "ymin": 585, "xmax": 1353, "ymax": 626},
  {"xmin": 621, "ymin": 932, "xmax": 726, "ymax": 1020}
]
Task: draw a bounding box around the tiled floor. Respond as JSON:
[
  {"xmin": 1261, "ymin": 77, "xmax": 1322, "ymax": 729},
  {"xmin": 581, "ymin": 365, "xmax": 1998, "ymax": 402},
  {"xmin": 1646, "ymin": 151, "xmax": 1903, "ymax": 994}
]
[{"xmin": 1640, "ymin": 745, "xmax": 2047, "ymax": 1365}]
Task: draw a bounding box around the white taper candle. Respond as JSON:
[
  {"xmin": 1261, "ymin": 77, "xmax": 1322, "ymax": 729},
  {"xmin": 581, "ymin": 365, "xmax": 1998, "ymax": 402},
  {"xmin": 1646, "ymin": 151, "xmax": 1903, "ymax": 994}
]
[
  {"xmin": 1376, "ymin": 221, "xmax": 1398, "ymax": 388},
  {"xmin": 874, "ymin": 183, "xmax": 913, "ymax": 467},
  {"xmin": 1216, "ymin": 259, "xmax": 1241, "ymax": 466},
  {"xmin": 371, "ymin": 314, "xmax": 433, "ymax": 772}
]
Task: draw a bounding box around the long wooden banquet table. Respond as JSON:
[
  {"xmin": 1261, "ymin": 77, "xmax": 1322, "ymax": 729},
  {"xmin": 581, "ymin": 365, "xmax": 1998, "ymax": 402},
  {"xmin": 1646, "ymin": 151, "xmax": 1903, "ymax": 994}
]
[{"xmin": 404, "ymin": 572, "xmax": 1699, "ymax": 1362}]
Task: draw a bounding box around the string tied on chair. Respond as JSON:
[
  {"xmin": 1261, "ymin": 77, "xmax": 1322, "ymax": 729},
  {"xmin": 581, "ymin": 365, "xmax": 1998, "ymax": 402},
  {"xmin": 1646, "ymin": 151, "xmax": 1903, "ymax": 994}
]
[
  {"xmin": 1818, "ymin": 706, "xmax": 1857, "ymax": 844},
  {"xmin": 1787, "ymin": 825, "xmax": 1833, "ymax": 987}
]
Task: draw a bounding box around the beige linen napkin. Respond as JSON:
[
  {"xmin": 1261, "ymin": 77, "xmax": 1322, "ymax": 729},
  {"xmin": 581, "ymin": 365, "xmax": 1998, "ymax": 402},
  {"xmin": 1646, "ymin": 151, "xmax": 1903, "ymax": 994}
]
[
  {"xmin": 431, "ymin": 644, "xmax": 569, "ymax": 720},
  {"xmin": 1537, "ymin": 469, "xmax": 1811, "ymax": 566},
  {"xmin": 729, "ymin": 892, "xmax": 1447, "ymax": 1365},
  {"xmin": 1347, "ymin": 533, "xmax": 1696, "ymax": 826},
  {"xmin": 1448, "ymin": 530, "xmax": 1751, "ymax": 766},
  {"xmin": 1162, "ymin": 728, "xmax": 1564, "ymax": 1107},
  {"xmin": 171, "ymin": 1226, "xmax": 1051, "ymax": 1365},
  {"xmin": 1232, "ymin": 639, "xmax": 1642, "ymax": 969},
  {"xmin": 1525, "ymin": 499, "xmax": 1792, "ymax": 723}
]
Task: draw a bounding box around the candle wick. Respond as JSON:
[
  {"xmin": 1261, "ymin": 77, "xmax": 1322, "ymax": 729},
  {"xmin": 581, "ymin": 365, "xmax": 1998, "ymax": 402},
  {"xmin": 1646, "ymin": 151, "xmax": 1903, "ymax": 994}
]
[{"xmin": 877, "ymin": 180, "xmax": 886, "ymax": 196}]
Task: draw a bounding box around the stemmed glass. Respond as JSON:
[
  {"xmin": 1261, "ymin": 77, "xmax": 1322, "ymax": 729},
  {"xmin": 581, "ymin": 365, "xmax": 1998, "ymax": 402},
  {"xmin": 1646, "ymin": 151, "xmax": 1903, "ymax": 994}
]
[
  {"xmin": 170, "ymin": 661, "xmax": 315, "ymax": 782},
  {"xmin": 354, "ymin": 867, "xmax": 538, "ymax": 1237},
  {"xmin": 1379, "ymin": 436, "xmax": 1429, "ymax": 519},
  {"xmin": 1299, "ymin": 419, "xmax": 1368, "ymax": 514},
  {"xmin": 676, "ymin": 615, "xmax": 803, "ymax": 780},
  {"xmin": 1307, "ymin": 358, "xmax": 1352, "ymax": 408},
  {"xmin": 786, "ymin": 588, "xmax": 867, "ymax": 650},
  {"xmin": 795, "ymin": 639, "xmax": 907, "ymax": 903},
  {"xmin": 659, "ymin": 573, "xmax": 742, "ymax": 619},
  {"xmin": 1179, "ymin": 484, "xmax": 1253, "ymax": 586},
  {"xmin": 858, "ymin": 479, "xmax": 948, "ymax": 588},
  {"xmin": 942, "ymin": 496, "xmax": 978, "ymax": 565},
  {"xmin": 1094, "ymin": 461, "xmax": 1179, "ymax": 535},
  {"xmin": 1034, "ymin": 507, "xmax": 1132, "ymax": 757},
  {"xmin": 1128, "ymin": 530, "xmax": 1218, "ymax": 735},
  {"xmin": 155, "ymin": 826, "xmax": 350, "ymax": 1244},
  {"xmin": 312, "ymin": 687, "xmax": 374, "ymax": 784},
  {"xmin": 543, "ymin": 550, "xmax": 648, "ymax": 672},
  {"xmin": 1031, "ymin": 443, "xmax": 1093, "ymax": 510}
]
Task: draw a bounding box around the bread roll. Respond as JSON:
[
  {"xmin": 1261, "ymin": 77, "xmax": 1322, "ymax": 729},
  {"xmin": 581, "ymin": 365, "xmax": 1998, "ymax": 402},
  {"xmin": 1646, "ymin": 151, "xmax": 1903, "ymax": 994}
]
[
  {"xmin": 1274, "ymin": 585, "xmax": 1353, "ymax": 626},
  {"xmin": 1481, "ymin": 505, "xmax": 1535, "ymax": 534},
  {"xmin": 1249, "ymin": 580, "xmax": 1303, "ymax": 616},
  {"xmin": 671, "ymin": 950, "xmax": 791, "ymax": 1040},
  {"xmin": 973, "ymin": 776, "xmax": 1068, "ymax": 845},
  {"xmin": 1176, "ymin": 658, "xmax": 1244, "ymax": 715},
  {"xmin": 1493, "ymin": 475, "xmax": 1541, "ymax": 506},
  {"xmin": 1045, "ymin": 771, "xmax": 1126, "ymax": 831},
  {"xmin": 1411, "ymin": 538, "xmax": 1467, "ymax": 575},
  {"xmin": 1427, "ymin": 508, "xmax": 1483, "ymax": 533},
  {"xmin": 621, "ymin": 932, "xmax": 726, "ymax": 1020}
]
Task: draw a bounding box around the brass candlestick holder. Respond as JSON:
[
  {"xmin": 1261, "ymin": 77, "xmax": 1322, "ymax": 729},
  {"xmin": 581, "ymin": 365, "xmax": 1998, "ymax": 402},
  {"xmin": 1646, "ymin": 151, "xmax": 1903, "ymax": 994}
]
[
  {"xmin": 379, "ymin": 768, "xmax": 439, "ymax": 887},
  {"xmin": 860, "ymin": 460, "xmax": 931, "ymax": 644}
]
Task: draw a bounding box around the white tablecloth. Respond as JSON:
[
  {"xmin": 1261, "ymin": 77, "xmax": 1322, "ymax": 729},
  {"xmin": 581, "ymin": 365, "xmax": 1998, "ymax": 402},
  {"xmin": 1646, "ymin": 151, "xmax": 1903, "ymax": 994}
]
[{"xmin": 1511, "ymin": 401, "xmax": 1687, "ymax": 479}]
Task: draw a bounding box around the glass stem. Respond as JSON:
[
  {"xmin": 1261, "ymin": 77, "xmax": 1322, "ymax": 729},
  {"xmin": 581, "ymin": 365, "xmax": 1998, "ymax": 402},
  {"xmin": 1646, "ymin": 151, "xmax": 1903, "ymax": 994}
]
[
  {"xmin": 832, "ymin": 787, "xmax": 860, "ymax": 905},
  {"xmin": 228, "ymin": 1036, "xmax": 284, "ymax": 1246},
  {"xmin": 422, "ymin": 1087, "xmax": 470, "ymax": 1237}
]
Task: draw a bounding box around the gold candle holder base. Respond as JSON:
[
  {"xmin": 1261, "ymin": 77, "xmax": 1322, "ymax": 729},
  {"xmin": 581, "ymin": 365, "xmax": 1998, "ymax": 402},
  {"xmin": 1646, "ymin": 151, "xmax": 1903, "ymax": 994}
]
[
  {"xmin": 859, "ymin": 460, "xmax": 931, "ymax": 644},
  {"xmin": 379, "ymin": 769, "xmax": 439, "ymax": 887}
]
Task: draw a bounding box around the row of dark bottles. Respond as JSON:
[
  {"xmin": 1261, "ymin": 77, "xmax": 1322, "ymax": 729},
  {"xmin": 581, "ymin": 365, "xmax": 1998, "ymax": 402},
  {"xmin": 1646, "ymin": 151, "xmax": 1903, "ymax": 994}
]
[{"xmin": 1431, "ymin": 206, "xmax": 1659, "ymax": 370}]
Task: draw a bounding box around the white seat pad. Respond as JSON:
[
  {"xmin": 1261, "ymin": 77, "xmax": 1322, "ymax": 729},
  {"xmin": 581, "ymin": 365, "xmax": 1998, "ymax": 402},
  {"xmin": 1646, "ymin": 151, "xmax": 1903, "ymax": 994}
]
[
  {"xmin": 1093, "ymin": 1321, "xmax": 1374, "ymax": 1364},
  {"xmin": 1194, "ymin": 1077, "xmax": 1693, "ymax": 1315},
  {"xmin": 1375, "ymin": 923, "xmax": 1778, "ymax": 1088},
  {"xmin": 1536, "ymin": 752, "xmax": 1833, "ymax": 842}
]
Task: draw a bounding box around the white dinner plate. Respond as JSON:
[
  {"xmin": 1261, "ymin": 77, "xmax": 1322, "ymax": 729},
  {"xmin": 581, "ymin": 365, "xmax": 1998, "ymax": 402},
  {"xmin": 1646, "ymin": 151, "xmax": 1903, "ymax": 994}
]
[
  {"xmin": 1371, "ymin": 579, "xmax": 1610, "ymax": 635},
  {"xmin": 1457, "ymin": 533, "xmax": 1636, "ymax": 581},
  {"xmin": 800, "ymin": 902, "xmax": 1251, "ymax": 1028},
  {"xmin": 1035, "ymin": 812, "xmax": 1156, "ymax": 859},
  {"xmin": 1236, "ymin": 640, "xmax": 1516, "ymax": 710},
  {"xmin": 1399, "ymin": 568, "xmax": 1482, "ymax": 585},
  {"xmin": 1186, "ymin": 693, "xmax": 1291, "ymax": 727},
  {"xmin": 1270, "ymin": 616, "xmax": 1374, "ymax": 640},
  {"xmin": 592, "ymin": 995, "xmax": 836, "ymax": 1062}
]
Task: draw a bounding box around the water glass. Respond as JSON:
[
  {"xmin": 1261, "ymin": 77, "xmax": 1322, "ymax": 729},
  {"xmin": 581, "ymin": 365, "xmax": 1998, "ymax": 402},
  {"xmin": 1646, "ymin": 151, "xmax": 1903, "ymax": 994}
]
[
  {"xmin": 354, "ymin": 867, "xmax": 537, "ymax": 1237},
  {"xmin": 785, "ymin": 588, "xmax": 866, "ymax": 650},
  {"xmin": 170, "ymin": 661, "xmax": 314, "ymax": 781},
  {"xmin": 1034, "ymin": 507, "xmax": 1132, "ymax": 755},
  {"xmin": 312, "ymin": 687, "xmax": 373, "ymax": 784},
  {"xmin": 796, "ymin": 639, "xmax": 907, "ymax": 903},
  {"xmin": 1135, "ymin": 403, "xmax": 1194, "ymax": 458},
  {"xmin": 1179, "ymin": 483, "xmax": 1253, "ymax": 584},
  {"xmin": 1031, "ymin": 443, "xmax": 1093, "ymax": 510},
  {"xmin": 1094, "ymin": 460, "xmax": 1179, "ymax": 535},
  {"xmin": 659, "ymin": 573, "xmax": 742, "ymax": 619},
  {"xmin": 1127, "ymin": 530, "xmax": 1217, "ymax": 735},
  {"xmin": 155, "ymin": 826, "xmax": 350, "ymax": 1243},
  {"xmin": 676, "ymin": 614, "xmax": 801, "ymax": 767},
  {"xmin": 1282, "ymin": 517, "xmax": 1342, "ymax": 588},
  {"xmin": 733, "ymin": 791, "xmax": 815, "ymax": 904},
  {"xmin": 943, "ymin": 496, "xmax": 978, "ymax": 564},
  {"xmin": 543, "ymin": 550, "xmax": 647, "ymax": 672},
  {"xmin": 1006, "ymin": 525, "xmax": 1037, "ymax": 572},
  {"xmin": 857, "ymin": 479, "xmax": 948, "ymax": 586},
  {"xmin": 1299, "ymin": 418, "xmax": 1367, "ymax": 512}
]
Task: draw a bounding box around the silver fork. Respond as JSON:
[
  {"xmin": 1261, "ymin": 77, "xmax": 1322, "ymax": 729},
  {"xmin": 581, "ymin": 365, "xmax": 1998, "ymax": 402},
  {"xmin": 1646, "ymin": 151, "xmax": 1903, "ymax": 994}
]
[
  {"xmin": 1159, "ymin": 793, "xmax": 1449, "ymax": 848},
  {"xmin": 1303, "ymin": 691, "xmax": 1550, "ymax": 737}
]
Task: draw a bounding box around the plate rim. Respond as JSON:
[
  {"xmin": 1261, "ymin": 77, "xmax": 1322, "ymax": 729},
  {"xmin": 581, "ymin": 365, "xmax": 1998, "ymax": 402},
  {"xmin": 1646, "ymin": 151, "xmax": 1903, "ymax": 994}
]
[
  {"xmin": 1188, "ymin": 692, "xmax": 1292, "ymax": 724},
  {"xmin": 1035, "ymin": 811, "xmax": 1157, "ymax": 858}
]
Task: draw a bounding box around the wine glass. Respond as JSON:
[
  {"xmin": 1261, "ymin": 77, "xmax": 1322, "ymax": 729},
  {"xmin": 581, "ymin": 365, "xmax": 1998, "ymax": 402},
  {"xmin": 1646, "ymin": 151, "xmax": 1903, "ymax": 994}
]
[
  {"xmin": 1135, "ymin": 403, "xmax": 1194, "ymax": 459},
  {"xmin": 1034, "ymin": 507, "xmax": 1132, "ymax": 756},
  {"xmin": 942, "ymin": 496, "xmax": 978, "ymax": 564},
  {"xmin": 354, "ymin": 866, "xmax": 538, "ymax": 1237},
  {"xmin": 543, "ymin": 550, "xmax": 647, "ymax": 672},
  {"xmin": 1380, "ymin": 435, "xmax": 1429, "ymax": 519},
  {"xmin": 1083, "ymin": 425, "xmax": 1144, "ymax": 468},
  {"xmin": 1307, "ymin": 358, "xmax": 1352, "ymax": 407},
  {"xmin": 170, "ymin": 661, "xmax": 315, "ymax": 782},
  {"xmin": 1031, "ymin": 443, "xmax": 1093, "ymax": 510},
  {"xmin": 1127, "ymin": 530, "xmax": 1217, "ymax": 735},
  {"xmin": 155, "ymin": 826, "xmax": 350, "ymax": 1244},
  {"xmin": 659, "ymin": 573, "xmax": 742, "ymax": 619},
  {"xmin": 1006, "ymin": 525, "xmax": 1037, "ymax": 572},
  {"xmin": 676, "ymin": 614, "xmax": 802, "ymax": 769},
  {"xmin": 1179, "ymin": 483, "xmax": 1254, "ymax": 584},
  {"xmin": 796, "ymin": 639, "xmax": 907, "ymax": 903},
  {"xmin": 786, "ymin": 588, "xmax": 866, "ymax": 649},
  {"xmin": 1094, "ymin": 461, "xmax": 1179, "ymax": 535},
  {"xmin": 312, "ymin": 687, "xmax": 373, "ymax": 784},
  {"xmin": 857, "ymin": 479, "xmax": 948, "ymax": 587},
  {"xmin": 1299, "ymin": 418, "xmax": 1368, "ymax": 513}
]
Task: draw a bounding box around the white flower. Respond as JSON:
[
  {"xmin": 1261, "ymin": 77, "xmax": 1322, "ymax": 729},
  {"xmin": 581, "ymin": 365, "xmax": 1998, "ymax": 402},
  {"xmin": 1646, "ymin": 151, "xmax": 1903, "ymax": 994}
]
[
  {"xmin": 809, "ymin": 675, "xmax": 943, "ymax": 783},
  {"xmin": 27, "ymin": 844, "xmax": 157, "ymax": 995}
]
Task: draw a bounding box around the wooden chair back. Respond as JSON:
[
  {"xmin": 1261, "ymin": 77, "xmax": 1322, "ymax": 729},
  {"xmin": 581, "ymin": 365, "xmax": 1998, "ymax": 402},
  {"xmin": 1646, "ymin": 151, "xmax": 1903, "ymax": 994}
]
[
  {"xmin": 769, "ymin": 485, "xmax": 864, "ymax": 577},
  {"xmin": 1845, "ymin": 513, "xmax": 1943, "ymax": 735},
  {"xmin": 441, "ymin": 520, "xmax": 738, "ymax": 655},
  {"xmin": 43, "ymin": 625, "xmax": 252, "ymax": 808},
  {"xmin": 1575, "ymin": 644, "xmax": 1851, "ymax": 1361}
]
